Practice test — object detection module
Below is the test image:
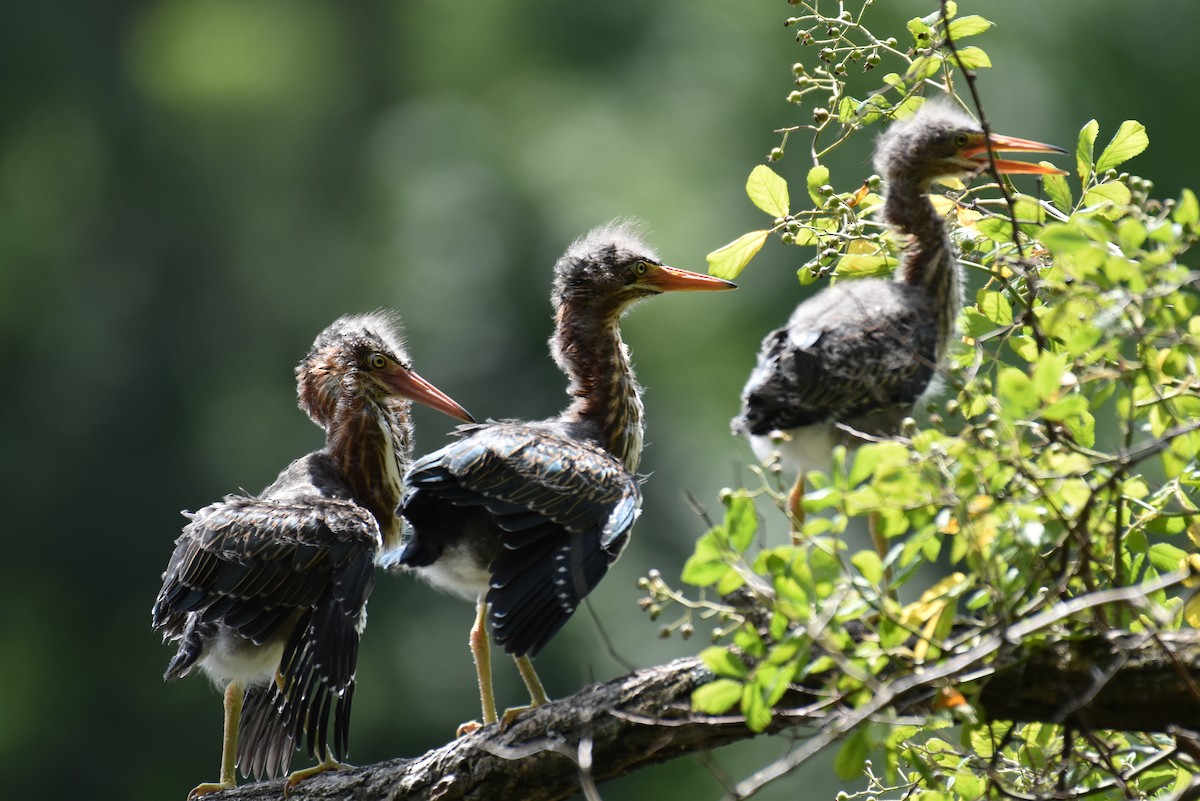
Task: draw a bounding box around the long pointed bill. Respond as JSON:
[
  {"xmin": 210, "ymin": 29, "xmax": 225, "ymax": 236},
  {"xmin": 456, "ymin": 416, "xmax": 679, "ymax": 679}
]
[
  {"xmin": 644, "ymin": 263, "xmax": 738, "ymax": 292},
  {"xmin": 382, "ymin": 367, "xmax": 475, "ymax": 423},
  {"xmin": 965, "ymin": 132, "xmax": 1068, "ymax": 176}
]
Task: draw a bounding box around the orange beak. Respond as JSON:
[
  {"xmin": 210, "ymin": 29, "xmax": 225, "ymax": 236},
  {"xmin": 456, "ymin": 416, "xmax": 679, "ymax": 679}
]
[
  {"xmin": 382, "ymin": 366, "xmax": 475, "ymax": 423},
  {"xmin": 963, "ymin": 132, "xmax": 1068, "ymax": 176},
  {"xmin": 644, "ymin": 263, "xmax": 738, "ymax": 292}
]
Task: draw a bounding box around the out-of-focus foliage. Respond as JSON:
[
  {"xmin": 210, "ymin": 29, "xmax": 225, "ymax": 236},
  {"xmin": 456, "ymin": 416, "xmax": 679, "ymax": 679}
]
[
  {"xmin": 3, "ymin": 0, "xmax": 1199, "ymax": 800},
  {"xmin": 648, "ymin": 2, "xmax": 1200, "ymax": 799}
]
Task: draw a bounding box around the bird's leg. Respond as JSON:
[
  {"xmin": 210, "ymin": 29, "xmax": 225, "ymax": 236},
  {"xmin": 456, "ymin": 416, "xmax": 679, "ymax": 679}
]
[
  {"xmin": 458, "ymin": 595, "xmax": 498, "ymax": 736},
  {"xmin": 187, "ymin": 682, "xmax": 244, "ymax": 800},
  {"xmin": 787, "ymin": 471, "xmax": 807, "ymax": 546},
  {"xmin": 282, "ymin": 748, "xmax": 351, "ymax": 798},
  {"xmin": 498, "ymin": 654, "xmax": 550, "ymax": 729}
]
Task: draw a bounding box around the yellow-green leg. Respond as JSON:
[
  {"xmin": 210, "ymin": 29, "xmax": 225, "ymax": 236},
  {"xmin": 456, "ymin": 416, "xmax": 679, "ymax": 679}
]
[
  {"xmin": 283, "ymin": 749, "xmax": 350, "ymax": 798},
  {"xmin": 458, "ymin": 595, "xmax": 498, "ymax": 736},
  {"xmin": 187, "ymin": 682, "xmax": 244, "ymax": 800},
  {"xmin": 500, "ymin": 654, "xmax": 550, "ymax": 729},
  {"xmin": 787, "ymin": 472, "xmax": 807, "ymax": 546}
]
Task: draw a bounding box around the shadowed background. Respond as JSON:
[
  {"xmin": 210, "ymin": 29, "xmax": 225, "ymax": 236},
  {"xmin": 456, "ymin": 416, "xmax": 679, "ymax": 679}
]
[{"xmin": 1, "ymin": 1, "xmax": 1190, "ymax": 799}]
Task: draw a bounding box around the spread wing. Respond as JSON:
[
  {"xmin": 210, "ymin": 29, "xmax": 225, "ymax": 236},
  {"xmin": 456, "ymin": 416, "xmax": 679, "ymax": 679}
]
[
  {"xmin": 733, "ymin": 287, "xmax": 939, "ymax": 436},
  {"xmin": 403, "ymin": 422, "xmax": 641, "ymax": 656},
  {"xmin": 151, "ymin": 493, "xmax": 378, "ymax": 772}
]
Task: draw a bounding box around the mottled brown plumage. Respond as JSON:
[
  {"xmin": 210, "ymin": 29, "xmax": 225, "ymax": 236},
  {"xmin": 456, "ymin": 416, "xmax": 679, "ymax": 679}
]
[
  {"xmin": 152, "ymin": 312, "xmax": 471, "ymax": 798},
  {"xmin": 392, "ymin": 222, "xmax": 736, "ymax": 730}
]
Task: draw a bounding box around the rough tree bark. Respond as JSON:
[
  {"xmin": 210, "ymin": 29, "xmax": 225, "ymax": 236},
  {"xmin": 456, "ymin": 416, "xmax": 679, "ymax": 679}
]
[{"xmin": 211, "ymin": 630, "xmax": 1200, "ymax": 801}]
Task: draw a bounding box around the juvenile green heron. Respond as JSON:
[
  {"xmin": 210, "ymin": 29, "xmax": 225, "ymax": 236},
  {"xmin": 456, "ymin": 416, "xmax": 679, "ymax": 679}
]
[
  {"xmin": 390, "ymin": 222, "xmax": 736, "ymax": 731},
  {"xmin": 152, "ymin": 312, "xmax": 472, "ymax": 798},
  {"xmin": 733, "ymin": 101, "xmax": 1066, "ymax": 541}
]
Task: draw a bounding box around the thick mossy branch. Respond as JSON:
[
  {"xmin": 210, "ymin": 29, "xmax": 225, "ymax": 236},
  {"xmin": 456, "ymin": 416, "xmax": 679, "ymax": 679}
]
[{"xmin": 215, "ymin": 631, "xmax": 1200, "ymax": 801}]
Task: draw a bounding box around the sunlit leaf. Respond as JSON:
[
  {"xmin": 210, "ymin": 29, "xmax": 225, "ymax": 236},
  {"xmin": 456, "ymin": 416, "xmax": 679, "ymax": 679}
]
[
  {"xmin": 746, "ymin": 164, "xmax": 790, "ymax": 218},
  {"xmin": 950, "ymin": 46, "xmax": 991, "ymax": 70},
  {"xmin": 1032, "ymin": 352, "xmax": 1068, "ymax": 402},
  {"xmin": 724, "ymin": 491, "xmax": 758, "ymax": 552},
  {"xmin": 1185, "ymin": 595, "xmax": 1200, "ymax": 629},
  {"xmin": 700, "ymin": 646, "xmax": 750, "ymax": 679},
  {"xmin": 946, "ymin": 14, "xmax": 992, "ymax": 39},
  {"xmin": 741, "ymin": 683, "xmax": 772, "ymax": 732},
  {"xmin": 691, "ymin": 679, "xmax": 743, "ymax": 715},
  {"xmin": 851, "ymin": 550, "xmax": 884, "ymax": 584},
  {"xmin": 997, "ymin": 366, "xmax": 1037, "ymax": 417},
  {"xmin": 1095, "ymin": 120, "xmax": 1149, "ymax": 172},
  {"xmin": 707, "ymin": 230, "xmax": 768, "ymax": 280},
  {"xmin": 806, "ymin": 164, "xmax": 830, "ymax": 205},
  {"xmin": 1174, "ymin": 188, "xmax": 1199, "ymax": 226},
  {"xmin": 1084, "ymin": 181, "xmax": 1132, "ymax": 216},
  {"xmin": 836, "ymin": 253, "xmax": 894, "ymax": 277},
  {"xmin": 1039, "ymin": 222, "xmax": 1090, "ymax": 254},
  {"xmin": 1076, "ymin": 119, "xmax": 1098, "ymax": 183},
  {"xmin": 977, "ymin": 290, "xmax": 1013, "ymax": 326},
  {"xmin": 1042, "ymin": 173, "xmax": 1072, "ymax": 212},
  {"xmin": 1149, "ymin": 542, "xmax": 1188, "ymax": 573},
  {"xmin": 905, "ymin": 54, "xmax": 942, "ymax": 83},
  {"xmin": 907, "ymin": 17, "xmax": 934, "ymax": 45}
]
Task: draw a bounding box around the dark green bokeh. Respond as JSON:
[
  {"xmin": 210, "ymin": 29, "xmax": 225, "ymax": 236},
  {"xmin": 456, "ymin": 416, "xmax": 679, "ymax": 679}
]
[{"xmin": 1, "ymin": 2, "xmax": 1188, "ymax": 799}]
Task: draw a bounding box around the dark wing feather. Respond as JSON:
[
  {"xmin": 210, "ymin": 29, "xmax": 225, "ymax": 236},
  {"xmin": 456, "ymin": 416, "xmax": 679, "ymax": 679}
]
[
  {"xmin": 402, "ymin": 422, "xmax": 642, "ymax": 655},
  {"xmin": 151, "ymin": 492, "xmax": 377, "ymax": 770},
  {"xmin": 734, "ymin": 281, "xmax": 939, "ymax": 435}
]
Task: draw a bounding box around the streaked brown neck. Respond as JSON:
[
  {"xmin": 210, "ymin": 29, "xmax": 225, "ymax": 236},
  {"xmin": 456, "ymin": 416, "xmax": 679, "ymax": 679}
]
[
  {"xmin": 553, "ymin": 301, "xmax": 645, "ymax": 472},
  {"xmin": 885, "ymin": 176, "xmax": 963, "ymax": 356},
  {"xmin": 327, "ymin": 395, "xmax": 412, "ymax": 549}
]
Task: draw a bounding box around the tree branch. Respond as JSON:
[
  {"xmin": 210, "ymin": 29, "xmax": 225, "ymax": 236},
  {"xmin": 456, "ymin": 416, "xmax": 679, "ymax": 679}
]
[{"xmin": 215, "ymin": 629, "xmax": 1200, "ymax": 801}]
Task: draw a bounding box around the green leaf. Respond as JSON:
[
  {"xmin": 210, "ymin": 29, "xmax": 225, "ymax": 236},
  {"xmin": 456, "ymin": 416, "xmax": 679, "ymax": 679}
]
[
  {"xmin": 715, "ymin": 566, "xmax": 746, "ymax": 596},
  {"xmin": 724, "ymin": 491, "xmax": 758, "ymax": 552},
  {"xmin": 1039, "ymin": 222, "xmax": 1091, "ymax": 254},
  {"xmin": 1042, "ymin": 173, "xmax": 1072, "ymax": 212},
  {"xmin": 947, "ymin": 14, "xmax": 993, "ymax": 39},
  {"xmin": 741, "ymin": 683, "xmax": 772, "ymax": 732},
  {"xmin": 834, "ymin": 728, "xmax": 870, "ymax": 781},
  {"xmin": 904, "ymin": 54, "xmax": 943, "ymax": 83},
  {"xmin": 1076, "ymin": 119, "xmax": 1098, "ymax": 183},
  {"xmin": 950, "ymin": 45, "xmax": 991, "ymax": 70},
  {"xmin": 1032, "ymin": 352, "xmax": 1068, "ymax": 402},
  {"xmin": 746, "ymin": 164, "xmax": 790, "ymax": 218},
  {"xmin": 680, "ymin": 552, "xmax": 729, "ymax": 587},
  {"xmin": 706, "ymin": 230, "xmax": 768, "ymax": 280},
  {"xmin": 997, "ymin": 366, "xmax": 1037, "ymax": 418},
  {"xmin": 1116, "ymin": 218, "xmax": 1148, "ymax": 254},
  {"xmin": 836, "ymin": 253, "xmax": 894, "ymax": 278},
  {"xmin": 1043, "ymin": 394, "xmax": 1087, "ymax": 420},
  {"xmin": 691, "ymin": 679, "xmax": 743, "ymax": 715},
  {"xmin": 806, "ymin": 164, "xmax": 830, "ymax": 205},
  {"xmin": 851, "ymin": 550, "xmax": 884, "ymax": 584},
  {"xmin": 977, "ymin": 290, "xmax": 1013, "ymax": 326},
  {"xmin": 1083, "ymin": 181, "xmax": 1132, "ymax": 216},
  {"xmin": 700, "ymin": 646, "xmax": 751, "ymax": 679},
  {"xmin": 734, "ymin": 624, "xmax": 767, "ymax": 658},
  {"xmin": 1149, "ymin": 542, "xmax": 1188, "ymax": 573},
  {"xmin": 1095, "ymin": 120, "xmax": 1149, "ymax": 172},
  {"xmin": 907, "ymin": 17, "xmax": 934, "ymax": 45},
  {"xmin": 1174, "ymin": 188, "xmax": 1199, "ymax": 226}
]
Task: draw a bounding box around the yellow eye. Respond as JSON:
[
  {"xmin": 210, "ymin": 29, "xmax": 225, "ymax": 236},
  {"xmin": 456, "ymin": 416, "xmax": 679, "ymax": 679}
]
[
  {"xmin": 954, "ymin": 132, "xmax": 971, "ymax": 148},
  {"xmin": 368, "ymin": 353, "xmax": 388, "ymax": 370},
  {"xmin": 635, "ymin": 260, "xmax": 649, "ymax": 276}
]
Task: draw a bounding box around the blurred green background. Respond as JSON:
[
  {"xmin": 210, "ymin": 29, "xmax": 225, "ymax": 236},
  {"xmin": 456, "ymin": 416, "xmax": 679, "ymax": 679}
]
[{"xmin": 2, "ymin": 1, "xmax": 1192, "ymax": 799}]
